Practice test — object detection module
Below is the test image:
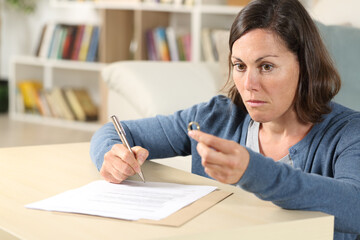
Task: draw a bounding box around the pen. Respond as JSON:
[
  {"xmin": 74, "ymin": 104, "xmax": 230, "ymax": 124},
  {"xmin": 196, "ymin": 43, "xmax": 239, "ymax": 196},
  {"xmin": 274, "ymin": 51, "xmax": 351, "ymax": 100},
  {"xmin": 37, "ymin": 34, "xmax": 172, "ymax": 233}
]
[{"xmin": 110, "ymin": 115, "xmax": 145, "ymax": 183}]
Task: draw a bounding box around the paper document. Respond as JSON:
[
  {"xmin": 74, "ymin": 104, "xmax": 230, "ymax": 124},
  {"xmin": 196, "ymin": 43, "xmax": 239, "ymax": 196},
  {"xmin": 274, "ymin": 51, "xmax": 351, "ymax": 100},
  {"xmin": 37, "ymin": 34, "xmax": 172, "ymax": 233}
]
[{"xmin": 26, "ymin": 180, "xmax": 217, "ymax": 221}]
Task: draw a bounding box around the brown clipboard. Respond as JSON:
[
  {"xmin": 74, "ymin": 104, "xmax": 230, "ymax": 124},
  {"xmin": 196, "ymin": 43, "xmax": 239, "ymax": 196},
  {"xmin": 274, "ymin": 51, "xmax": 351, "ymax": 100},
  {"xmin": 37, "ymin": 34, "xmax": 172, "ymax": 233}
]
[{"xmin": 138, "ymin": 189, "xmax": 232, "ymax": 227}]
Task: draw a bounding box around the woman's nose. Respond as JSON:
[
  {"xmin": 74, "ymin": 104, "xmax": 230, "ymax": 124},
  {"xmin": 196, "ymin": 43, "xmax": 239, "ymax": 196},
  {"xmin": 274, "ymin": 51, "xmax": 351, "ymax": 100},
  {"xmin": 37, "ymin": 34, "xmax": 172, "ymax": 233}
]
[{"xmin": 244, "ymin": 69, "xmax": 260, "ymax": 91}]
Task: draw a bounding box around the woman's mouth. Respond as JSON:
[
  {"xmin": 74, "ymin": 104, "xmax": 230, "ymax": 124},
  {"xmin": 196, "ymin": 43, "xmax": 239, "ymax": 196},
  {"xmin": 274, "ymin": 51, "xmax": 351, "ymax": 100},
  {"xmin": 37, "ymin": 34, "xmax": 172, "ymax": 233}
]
[{"xmin": 246, "ymin": 100, "xmax": 267, "ymax": 107}]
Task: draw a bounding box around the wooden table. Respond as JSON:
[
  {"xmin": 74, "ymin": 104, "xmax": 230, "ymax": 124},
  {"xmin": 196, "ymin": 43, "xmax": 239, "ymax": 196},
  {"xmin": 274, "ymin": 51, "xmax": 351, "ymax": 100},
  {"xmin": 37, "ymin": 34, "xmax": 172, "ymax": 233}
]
[{"xmin": 0, "ymin": 142, "xmax": 334, "ymax": 240}]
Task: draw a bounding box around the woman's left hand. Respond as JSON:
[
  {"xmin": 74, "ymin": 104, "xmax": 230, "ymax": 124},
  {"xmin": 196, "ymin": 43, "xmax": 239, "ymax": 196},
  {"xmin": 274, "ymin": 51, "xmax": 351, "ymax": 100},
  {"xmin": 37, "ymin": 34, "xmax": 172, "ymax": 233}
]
[{"xmin": 188, "ymin": 130, "xmax": 250, "ymax": 184}]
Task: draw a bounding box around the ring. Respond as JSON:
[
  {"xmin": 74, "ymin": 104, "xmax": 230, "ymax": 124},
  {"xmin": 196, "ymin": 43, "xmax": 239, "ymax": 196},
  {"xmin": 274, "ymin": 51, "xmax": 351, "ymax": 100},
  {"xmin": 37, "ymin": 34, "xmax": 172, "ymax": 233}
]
[{"xmin": 187, "ymin": 121, "xmax": 200, "ymax": 131}]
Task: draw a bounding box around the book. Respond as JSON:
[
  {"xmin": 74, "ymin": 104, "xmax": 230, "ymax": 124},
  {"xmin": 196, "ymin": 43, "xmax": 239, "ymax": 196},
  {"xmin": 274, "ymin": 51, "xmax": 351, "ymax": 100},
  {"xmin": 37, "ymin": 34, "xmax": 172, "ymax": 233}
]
[
  {"xmin": 145, "ymin": 29, "xmax": 158, "ymax": 60},
  {"xmin": 39, "ymin": 22, "xmax": 56, "ymax": 58},
  {"xmin": 48, "ymin": 24, "xmax": 62, "ymax": 59},
  {"xmin": 201, "ymin": 28, "xmax": 216, "ymax": 62},
  {"xmin": 57, "ymin": 26, "xmax": 69, "ymax": 59},
  {"xmin": 184, "ymin": 0, "xmax": 194, "ymax": 6},
  {"xmin": 160, "ymin": 0, "xmax": 173, "ymax": 3},
  {"xmin": 35, "ymin": 24, "xmax": 47, "ymax": 57},
  {"xmin": 51, "ymin": 88, "xmax": 75, "ymax": 121},
  {"xmin": 176, "ymin": 36, "xmax": 186, "ymax": 61},
  {"xmin": 71, "ymin": 25, "xmax": 85, "ymax": 61},
  {"xmin": 62, "ymin": 25, "xmax": 78, "ymax": 60},
  {"xmin": 72, "ymin": 89, "xmax": 98, "ymax": 121},
  {"xmin": 64, "ymin": 88, "xmax": 87, "ymax": 121},
  {"xmin": 78, "ymin": 25, "xmax": 94, "ymax": 61},
  {"xmin": 17, "ymin": 81, "xmax": 43, "ymax": 114},
  {"xmin": 211, "ymin": 28, "xmax": 230, "ymax": 62},
  {"xmin": 166, "ymin": 27, "xmax": 179, "ymax": 61},
  {"xmin": 44, "ymin": 91, "xmax": 61, "ymax": 118},
  {"xmin": 182, "ymin": 33, "xmax": 192, "ymax": 61},
  {"xmin": 35, "ymin": 90, "xmax": 52, "ymax": 117},
  {"xmin": 154, "ymin": 27, "xmax": 171, "ymax": 61},
  {"xmin": 86, "ymin": 26, "xmax": 100, "ymax": 62}
]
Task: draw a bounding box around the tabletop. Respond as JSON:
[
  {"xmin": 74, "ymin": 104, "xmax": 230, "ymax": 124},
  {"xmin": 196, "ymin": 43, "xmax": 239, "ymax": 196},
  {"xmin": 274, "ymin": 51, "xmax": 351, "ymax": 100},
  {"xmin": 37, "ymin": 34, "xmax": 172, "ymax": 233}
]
[{"xmin": 0, "ymin": 142, "xmax": 334, "ymax": 240}]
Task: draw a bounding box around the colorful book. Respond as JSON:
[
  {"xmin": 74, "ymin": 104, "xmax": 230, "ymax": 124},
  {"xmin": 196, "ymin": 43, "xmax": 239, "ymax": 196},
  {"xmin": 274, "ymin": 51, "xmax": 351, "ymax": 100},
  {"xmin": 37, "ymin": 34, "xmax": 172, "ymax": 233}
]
[
  {"xmin": 78, "ymin": 25, "xmax": 94, "ymax": 61},
  {"xmin": 64, "ymin": 88, "xmax": 87, "ymax": 121},
  {"xmin": 145, "ymin": 29, "xmax": 158, "ymax": 60},
  {"xmin": 51, "ymin": 88, "xmax": 75, "ymax": 121},
  {"xmin": 154, "ymin": 27, "xmax": 171, "ymax": 61},
  {"xmin": 176, "ymin": 36, "xmax": 186, "ymax": 61},
  {"xmin": 44, "ymin": 91, "xmax": 61, "ymax": 118},
  {"xmin": 62, "ymin": 25, "xmax": 78, "ymax": 60},
  {"xmin": 86, "ymin": 26, "xmax": 100, "ymax": 62},
  {"xmin": 71, "ymin": 25, "xmax": 85, "ymax": 61},
  {"xmin": 17, "ymin": 81, "xmax": 43, "ymax": 114},
  {"xmin": 39, "ymin": 22, "xmax": 56, "ymax": 58},
  {"xmin": 57, "ymin": 26, "xmax": 68, "ymax": 59},
  {"xmin": 166, "ymin": 27, "xmax": 179, "ymax": 61},
  {"xmin": 72, "ymin": 89, "xmax": 98, "ymax": 121},
  {"xmin": 182, "ymin": 33, "xmax": 192, "ymax": 61},
  {"xmin": 48, "ymin": 24, "xmax": 62, "ymax": 59}
]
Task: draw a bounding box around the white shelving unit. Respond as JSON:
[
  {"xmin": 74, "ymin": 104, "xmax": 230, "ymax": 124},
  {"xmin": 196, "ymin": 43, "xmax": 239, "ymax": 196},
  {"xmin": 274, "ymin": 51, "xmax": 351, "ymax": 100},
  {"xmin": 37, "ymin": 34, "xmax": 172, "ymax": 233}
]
[
  {"xmin": 50, "ymin": 0, "xmax": 243, "ymax": 62},
  {"xmin": 10, "ymin": 0, "xmax": 243, "ymax": 130},
  {"xmin": 9, "ymin": 56, "xmax": 106, "ymax": 131}
]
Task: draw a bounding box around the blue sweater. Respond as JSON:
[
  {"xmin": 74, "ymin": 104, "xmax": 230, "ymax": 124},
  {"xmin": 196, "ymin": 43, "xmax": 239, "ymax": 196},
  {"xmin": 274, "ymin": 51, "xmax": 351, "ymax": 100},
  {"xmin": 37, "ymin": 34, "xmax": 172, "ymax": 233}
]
[{"xmin": 90, "ymin": 95, "xmax": 360, "ymax": 239}]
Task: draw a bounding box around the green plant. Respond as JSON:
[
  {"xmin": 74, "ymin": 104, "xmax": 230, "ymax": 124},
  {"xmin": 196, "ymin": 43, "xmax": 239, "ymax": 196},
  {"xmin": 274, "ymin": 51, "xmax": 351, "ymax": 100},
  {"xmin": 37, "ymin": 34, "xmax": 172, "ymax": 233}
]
[{"xmin": 5, "ymin": 0, "xmax": 36, "ymax": 13}]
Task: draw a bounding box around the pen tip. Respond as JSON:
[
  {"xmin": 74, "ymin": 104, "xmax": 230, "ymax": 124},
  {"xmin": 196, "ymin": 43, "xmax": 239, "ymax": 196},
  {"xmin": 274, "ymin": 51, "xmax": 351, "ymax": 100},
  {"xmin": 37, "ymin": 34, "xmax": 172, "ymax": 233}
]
[{"xmin": 138, "ymin": 171, "xmax": 145, "ymax": 183}]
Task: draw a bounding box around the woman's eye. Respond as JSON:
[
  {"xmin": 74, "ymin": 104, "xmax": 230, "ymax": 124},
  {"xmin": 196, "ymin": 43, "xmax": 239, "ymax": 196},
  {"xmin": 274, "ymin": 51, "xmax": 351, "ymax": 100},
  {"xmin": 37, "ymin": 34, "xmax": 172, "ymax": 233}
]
[
  {"xmin": 261, "ymin": 64, "xmax": 273, "ymax": 71},
  {"xmin": 233, "ymin": 63, "xmax": 246, "ymax": 72}
]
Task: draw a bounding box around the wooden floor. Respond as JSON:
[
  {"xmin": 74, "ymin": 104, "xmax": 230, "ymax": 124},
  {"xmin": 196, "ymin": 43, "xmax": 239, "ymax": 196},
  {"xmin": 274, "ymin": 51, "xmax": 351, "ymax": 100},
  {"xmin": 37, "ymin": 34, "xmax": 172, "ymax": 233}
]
[{"xmin": 0, "ymin": 114, "xmax": 94, "ymax": 147}]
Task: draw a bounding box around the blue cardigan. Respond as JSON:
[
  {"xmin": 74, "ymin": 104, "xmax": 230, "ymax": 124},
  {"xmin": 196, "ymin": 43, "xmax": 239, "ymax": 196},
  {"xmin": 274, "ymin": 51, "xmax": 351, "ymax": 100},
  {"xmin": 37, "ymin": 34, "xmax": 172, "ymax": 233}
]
[{"xmin": 90, "ymin": 95, "xmax": 360, "ymax": 239}]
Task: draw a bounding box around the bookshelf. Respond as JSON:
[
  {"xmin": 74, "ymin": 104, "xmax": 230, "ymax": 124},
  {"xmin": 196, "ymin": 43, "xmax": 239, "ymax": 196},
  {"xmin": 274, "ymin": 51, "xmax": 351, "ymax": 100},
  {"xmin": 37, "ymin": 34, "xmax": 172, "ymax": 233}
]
[
  {"xmin": 50, "ymin": 0, "xmax": 243, "ymax": 63},
  {"xmin": 9, "ymin": 56, "xmax": 106, "ymax": 131},
  {"xmin": 9, "ymin": 0, "xmax": 245, "ymax": 130}
]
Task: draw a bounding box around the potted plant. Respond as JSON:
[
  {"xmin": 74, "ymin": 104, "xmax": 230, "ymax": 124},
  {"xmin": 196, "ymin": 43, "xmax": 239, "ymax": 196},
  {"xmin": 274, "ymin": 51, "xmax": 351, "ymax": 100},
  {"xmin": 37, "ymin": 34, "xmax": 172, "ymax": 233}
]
[{"xmin": 4, "ymin": 0, "xmax": 36, "ymax": 13}]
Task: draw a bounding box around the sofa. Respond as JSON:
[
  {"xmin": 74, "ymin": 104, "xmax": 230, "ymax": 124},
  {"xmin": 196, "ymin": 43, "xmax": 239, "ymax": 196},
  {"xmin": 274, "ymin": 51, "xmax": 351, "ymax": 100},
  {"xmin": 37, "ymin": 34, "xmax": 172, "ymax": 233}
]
[
  {"xmin": 101, "ymin": 21, "xmax": 360, "ymax": 171},
  {"xmin": 102, "ymin": 61, "xmax": 224, "ymax": 171}
]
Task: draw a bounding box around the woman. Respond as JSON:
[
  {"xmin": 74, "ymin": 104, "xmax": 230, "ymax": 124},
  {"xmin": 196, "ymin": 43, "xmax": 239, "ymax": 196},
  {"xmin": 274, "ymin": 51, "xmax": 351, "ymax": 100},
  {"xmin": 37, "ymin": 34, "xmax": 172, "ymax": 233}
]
[{"xmin": 90, "ymin": 0, "xmax": 360, "ymax": 238}]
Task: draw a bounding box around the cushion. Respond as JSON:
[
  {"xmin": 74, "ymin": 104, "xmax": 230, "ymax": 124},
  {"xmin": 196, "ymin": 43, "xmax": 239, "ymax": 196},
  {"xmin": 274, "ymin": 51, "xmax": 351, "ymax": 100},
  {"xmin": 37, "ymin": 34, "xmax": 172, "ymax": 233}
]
[
  {"xmin": 316, "ymin": 21, "xmax": 360, "ymax": 111},
  {"xmin": 103, "ymin": 61, "xmax": 222, "ymax": 118}
]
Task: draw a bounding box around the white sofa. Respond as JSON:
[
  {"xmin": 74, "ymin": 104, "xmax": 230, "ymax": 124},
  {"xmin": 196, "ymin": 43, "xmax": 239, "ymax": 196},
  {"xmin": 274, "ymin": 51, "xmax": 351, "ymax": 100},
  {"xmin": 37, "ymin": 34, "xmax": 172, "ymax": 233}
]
[
  {"xmin": 102, "ymin": 61, "xmax": 225, "ymax": 120},
  {"xmin": 101, "ymin": 61, "xmax": 225, "ymax": 172}
]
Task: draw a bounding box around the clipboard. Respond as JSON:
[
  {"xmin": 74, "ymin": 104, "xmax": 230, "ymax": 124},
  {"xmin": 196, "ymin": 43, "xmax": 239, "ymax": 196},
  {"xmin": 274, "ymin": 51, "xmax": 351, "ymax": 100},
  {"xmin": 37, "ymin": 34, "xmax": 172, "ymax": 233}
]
[{"xmin": 138, "ymin": 189, "xmax": 232, "ymax": 227}]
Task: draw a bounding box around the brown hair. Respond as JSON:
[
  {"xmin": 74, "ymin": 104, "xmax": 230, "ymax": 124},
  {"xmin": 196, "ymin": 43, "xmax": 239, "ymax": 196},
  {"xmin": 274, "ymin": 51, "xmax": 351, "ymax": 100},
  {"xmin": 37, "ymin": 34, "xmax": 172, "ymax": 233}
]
[{"xmin": 226, "ymin": 0, "xmax": 341, "ymax": 123}]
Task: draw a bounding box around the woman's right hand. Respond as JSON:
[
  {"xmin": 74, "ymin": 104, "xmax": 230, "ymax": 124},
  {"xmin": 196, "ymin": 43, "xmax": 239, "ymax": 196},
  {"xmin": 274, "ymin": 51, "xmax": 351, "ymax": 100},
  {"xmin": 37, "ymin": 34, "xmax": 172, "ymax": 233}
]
[{"xmin": 100, "ymin": 144, "xmax": 149, "ymax": 184}]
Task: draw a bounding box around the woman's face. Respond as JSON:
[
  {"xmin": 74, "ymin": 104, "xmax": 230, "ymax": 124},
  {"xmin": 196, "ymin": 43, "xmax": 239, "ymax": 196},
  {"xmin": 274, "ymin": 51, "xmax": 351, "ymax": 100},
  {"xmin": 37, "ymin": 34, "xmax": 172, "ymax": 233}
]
[{"xmin": 231, "ymin": 29, "xmax": 300, "ymax": 123}]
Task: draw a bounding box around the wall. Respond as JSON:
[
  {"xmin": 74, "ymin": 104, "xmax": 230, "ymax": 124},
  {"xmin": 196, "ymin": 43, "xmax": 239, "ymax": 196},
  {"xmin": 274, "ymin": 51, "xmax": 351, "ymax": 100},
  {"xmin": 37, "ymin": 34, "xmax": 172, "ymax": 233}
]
[{"xmin": 310, "ymin": 0, "xmax": 360, "ymax": 27}]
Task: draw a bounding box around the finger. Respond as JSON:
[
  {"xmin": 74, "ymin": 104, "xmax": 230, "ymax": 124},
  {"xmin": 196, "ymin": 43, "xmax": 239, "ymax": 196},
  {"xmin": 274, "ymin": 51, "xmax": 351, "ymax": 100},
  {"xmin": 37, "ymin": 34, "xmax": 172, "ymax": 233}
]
[
  {"xmin": 197, "ymin": 142, "xmax": 225, "ymax": 165},
  {"xmin": 132, "ymin": 146, "xmax": 149, "ymax": 165},
  {"xmin": 198, "ymin": 141, "xmax": 249, "ymax": 170},
  {"xmin": 102, "ymin": 151, "xmax": 133, "ymax": 183},
  {"xmin": 188, "ymin": 130, "xmax": 234, "ymax": 154},
  {"xmin": 203, "ymin": 163, "xmax": 228, "ymax": 183},
  {"xmin": 202, "ymin": 158, "xmax": 244, "ymax": 184},
  {"xmin": 100, "ymin": 168, "xmax": 122, "ymax": 184},
  {"xmin": 100, "ymin": 157, "xmax": 123, "ymax": 184},
  {"xmin": 112, "ymin": 144, "xmax": 141, "ymax": 174}
]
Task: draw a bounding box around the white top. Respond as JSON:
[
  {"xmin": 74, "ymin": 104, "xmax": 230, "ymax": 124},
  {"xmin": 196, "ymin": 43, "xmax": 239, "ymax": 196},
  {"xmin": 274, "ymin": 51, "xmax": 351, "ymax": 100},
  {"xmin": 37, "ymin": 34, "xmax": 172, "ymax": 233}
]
[{"xmin": 246, "ymin": 120, "xmax": 293, "ymax": 166}]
